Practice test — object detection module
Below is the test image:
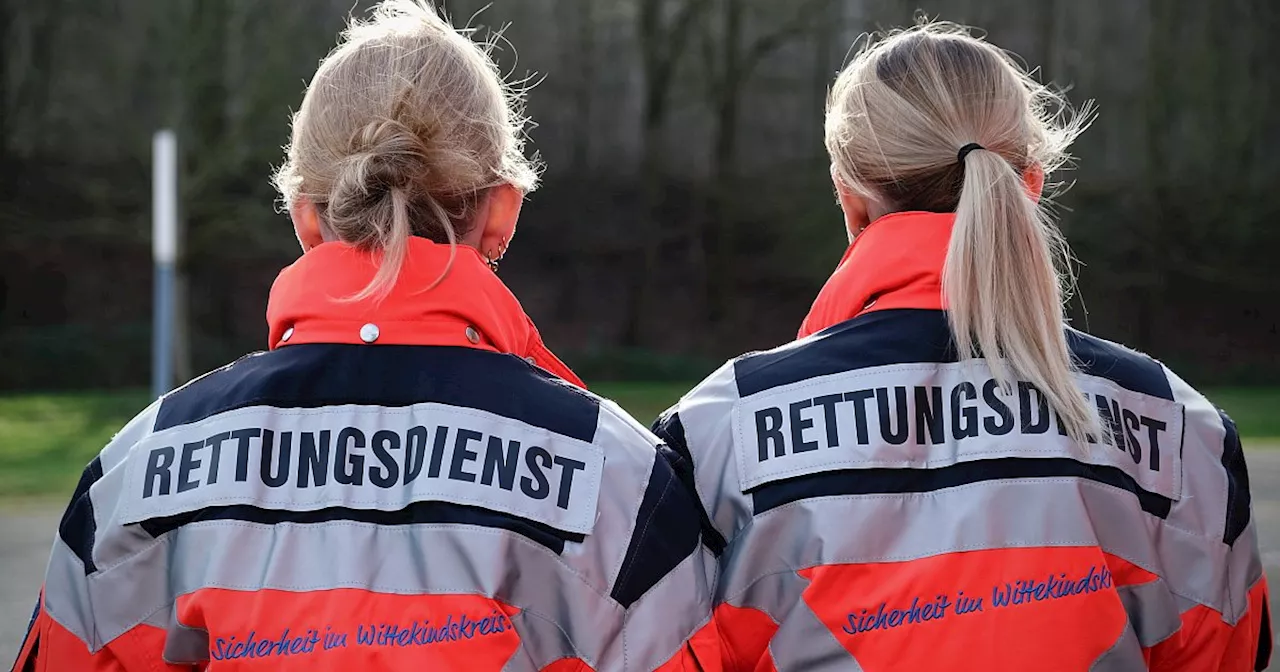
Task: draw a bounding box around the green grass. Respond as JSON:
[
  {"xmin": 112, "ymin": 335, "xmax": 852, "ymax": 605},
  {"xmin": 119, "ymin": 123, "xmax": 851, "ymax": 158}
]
[
  {"xmin": 0, "ymin": 390, "xmax": 151, "ymax": 499},
  {"xmin": 1204, "ymin": 388, "xmax": 1280, "ymax": 440},
  {"xmin": 592, "ymin": 381, "xmax": 688, "ymax": 427},
  {"xmin": 0, "ymin": 384, "xmax": 1275, "ymax": 500}
]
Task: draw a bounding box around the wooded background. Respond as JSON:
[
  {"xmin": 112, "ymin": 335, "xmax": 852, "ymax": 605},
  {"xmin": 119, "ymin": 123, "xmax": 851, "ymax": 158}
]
[{"xmin": 1, "ymin": 0, "xmax": 1277, "ymax": 390}]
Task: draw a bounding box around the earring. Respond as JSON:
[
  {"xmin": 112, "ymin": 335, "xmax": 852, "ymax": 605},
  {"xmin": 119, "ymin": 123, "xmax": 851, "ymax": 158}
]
[{"xmin": 486, "ymin": 236, "xmax": 508, "ymax": 273}]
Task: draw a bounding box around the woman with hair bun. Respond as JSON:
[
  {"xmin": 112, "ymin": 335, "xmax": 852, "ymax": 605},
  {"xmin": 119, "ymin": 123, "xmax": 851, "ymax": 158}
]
[
  {"xmin": 15, "ymin": 2, "xmax": 716, "ymax": 670},
  {"xmin": 657, "ymin": 22, "xmax": 1271, "ymax": 671}
]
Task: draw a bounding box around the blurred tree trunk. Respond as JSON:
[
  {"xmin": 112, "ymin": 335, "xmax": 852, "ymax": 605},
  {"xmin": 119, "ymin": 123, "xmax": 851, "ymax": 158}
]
[
  {"xmin": 700, "ymin": 0, "xmax": 830, "ymax": 325},
  {"xmin": 0, "ymin": 0, "xmax": 10, "ymax": 163},
  {"xmin": 166, "ymin": 0, "xmax": 232, "ymax": 385},
  {"xmin": 810, "ymin": 0, "xmax": 839, "ymax": 157},
  {"xmin": 7, "ymin": 0, "xmax": 59, "ymax": 157},
  {"xmin": 559, "ymin": 0, "xmax": 596, "ymax": 174},
  {"xmin": 622, "ymin": 0, "xmax": 709, "ymax": 347}
]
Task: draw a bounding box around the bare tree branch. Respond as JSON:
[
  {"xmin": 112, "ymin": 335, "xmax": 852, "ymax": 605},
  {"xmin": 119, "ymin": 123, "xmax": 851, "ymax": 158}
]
[{"xmin": 742, "ymin": 0, "xmax": 830, "ymax": 75}]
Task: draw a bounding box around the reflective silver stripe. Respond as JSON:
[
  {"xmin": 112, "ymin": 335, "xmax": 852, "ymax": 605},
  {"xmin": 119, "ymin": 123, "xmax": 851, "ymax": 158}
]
[
  {"xmin": 88, "ymin": 401, "xmax": 162, "ymax": 573},
  {"xmin": 622, "ymin": 548, "xmax": 717, "ymax": 671},
  {"xmin": 1164, "ymin": 366, "xmax": 1262, "ymax": 623},
  {"xmin": 718, "ymin": 481, "xmax": 1230, "ymax": 617},
  {"xmin": 1116, "ymin": 580, "xmax": 1181, "ymax": 647},
  {"xmin": 672, "ymin": 362, "xmax": 748, "ymax": 541},
  {"xmin": 721, "ymin": 481, "xmax": 1125, "ymax": 598},
  {"xmin": 499, "ymin": 611, "xmax": 584, "ymax": 672},
  {"xmin": 60, "ymin": 521, "xmax": 624, "ymax": 669},
  {"xmin": 1225, "ymin": 519, "xmax": 1266, "ymax": 625},
  {"xmin": 721, "ymin": 563, "xmax": 805, "ymax": 622},
  {"xmin": 1090, "ymin": 623, "xmax": 1146, "ymax": 671},
  {"xmin": 43, "ymin": 538, "xmax": 97, "ymax": 649},
  {"xmin": 767, "ymin": 595, "xmax": 862, "ymax": 671},
  {"xmin": 1163, "ymin": 367, "xmax": 1228, "ymax": 543}
]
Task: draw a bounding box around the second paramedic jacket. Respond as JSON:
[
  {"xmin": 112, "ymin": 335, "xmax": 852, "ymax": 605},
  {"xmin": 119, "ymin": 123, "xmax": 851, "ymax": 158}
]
[
  {"xmin": 14, "ymin": 238, "xmax": 717, "ymax": 672},
  {"xmin": 656, "ymin": 211, "xmax": 1272, "ymax": 671}
]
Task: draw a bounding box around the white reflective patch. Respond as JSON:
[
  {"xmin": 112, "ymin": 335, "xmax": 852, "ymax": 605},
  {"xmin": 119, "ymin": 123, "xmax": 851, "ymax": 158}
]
[
  {"xmin": 119, "ymin": 403, "xmax": 605, "ymax": 535},
  {"xmin": 732, "ymin": 361, "xmax": 1185, "ymax": 500}
]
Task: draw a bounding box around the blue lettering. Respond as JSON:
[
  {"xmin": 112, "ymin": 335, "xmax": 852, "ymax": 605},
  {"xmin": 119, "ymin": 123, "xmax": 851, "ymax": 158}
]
[
  {"xmin": 520, "ymin": 446, "xmax": 552, "ymax": 500},
  {"xmin": 260, "ymin": 430, "xmax": 291, "ymax": 488},
  {"xmin": 334, "ymin": 428, "xmax": 365, "ymax": 487},
  {"xmin": 142, "ymin": 446, "xmax": 175, "ymax": 498},
  {"xmin": 220, "ymin": 612, "xmax": 513, "ymax": 657},
  {"xmin": 370, "ymin": 430, "xmax": 401, "ymax": 489},
  {"xmin": 789, "ymin": 399, "xmax": 819, "ymax": 454},
  {"xmin": 449, "ymin": 430, "xmax": 482, "ymax": 482},
  {"xmin": 404, "ymin": 426, "xmax": 429, "ymax": 484},
  {"xmin": 176, "ymin": 441, "xmax": 205, "ymax": 493},
  {"xmin": 552, "ymin": 456, "xmax": 586, "ymax": 510},
  {"xmin": 846, "ymin": 567, "xmax": 1114, "ymax": 637},
  {"xmin": 755, "ymin": 407, "xmax": 785, "ymax": 461},
  {"xmin": 230, "ymin": 428, "xmax": 260, "ymax": 482},
  {"xmin": 992, "ymin": 584, "xmax": 1011, "ymax": 607},
  {"xmin": 843, "ymin": 389, "xmax": 875, "ymax": 445}
]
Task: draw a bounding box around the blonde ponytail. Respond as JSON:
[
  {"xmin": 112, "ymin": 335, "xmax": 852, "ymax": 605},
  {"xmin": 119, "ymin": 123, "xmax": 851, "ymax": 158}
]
[
  {"xmin": 947, "ymin": 147, "xmax": 1097, "ymax": 441},
  {"xmin": 825, "ymin": 21, "xmax": 1099, "ymax": 443}
]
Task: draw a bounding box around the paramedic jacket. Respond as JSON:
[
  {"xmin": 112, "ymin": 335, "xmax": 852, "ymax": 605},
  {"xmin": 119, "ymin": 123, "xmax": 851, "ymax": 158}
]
[
  {"xmin": 14, "ymin": 238, "xmax": 717, "ymax": 672},
  {"xmin": 656, "ymin": 212, "xmax": 1272, "ymax": 671}
]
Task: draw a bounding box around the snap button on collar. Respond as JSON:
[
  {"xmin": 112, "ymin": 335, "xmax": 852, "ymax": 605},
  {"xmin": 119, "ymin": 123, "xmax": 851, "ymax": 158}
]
[
  {"xmin": 465, "ymin": 326, "xmax": 481, "ymax": 344},
  {"xmin": 360, "ymin": 323, "xmax": 380, "ymax": 344}
]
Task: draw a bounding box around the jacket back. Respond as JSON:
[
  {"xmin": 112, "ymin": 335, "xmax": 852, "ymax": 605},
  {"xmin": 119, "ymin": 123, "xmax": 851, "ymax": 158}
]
[
  {"xmin": 15, "ymin": 241, "xmax": 717, "ymax": 672},
  {"xmin": 659, "ymin": 307, "xmax": 1270, "ymax": 671}
]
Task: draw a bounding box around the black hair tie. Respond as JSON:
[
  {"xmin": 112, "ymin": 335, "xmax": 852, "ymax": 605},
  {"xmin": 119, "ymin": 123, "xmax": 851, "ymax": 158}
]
[{"xmin": 957, "ymin": 143, "xmax": 985, "ymax": 163}]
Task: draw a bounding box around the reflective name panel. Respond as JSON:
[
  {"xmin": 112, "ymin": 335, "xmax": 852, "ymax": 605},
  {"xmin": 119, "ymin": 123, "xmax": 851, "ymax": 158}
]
[
  {"xmin": 732, "ymin": 362, "xmax": 1184, "ymax": 500},
  {"xmin": 120, "ymin": 403, "xmax": 605, "ymax": 535}
]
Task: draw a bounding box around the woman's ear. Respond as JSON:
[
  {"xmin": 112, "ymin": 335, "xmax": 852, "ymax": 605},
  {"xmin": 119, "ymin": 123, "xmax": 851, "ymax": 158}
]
[
  {"xmin": 1024, "ymin": 162, "xmax": 1045, "ymax": 203},
  {"xmin": 832, "ymin": 165, "xmax": 871, "ymax": 242},
  {"xmin": 290, "ymin": 198, "xmax": 326, "ymax": 252},
  {"xmin": 474, "ymin": 183, "xmax": 523, "ymax": 262}
]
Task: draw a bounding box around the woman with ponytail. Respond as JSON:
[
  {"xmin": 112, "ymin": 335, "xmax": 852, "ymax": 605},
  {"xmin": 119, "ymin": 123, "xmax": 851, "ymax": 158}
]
[
  {"xmin": 15, "ymin": 3, "xmax": 716, "ymax": 670},
  {"xmin": 656, "ymin": 22, "xmax": 1270, "ymax": 671}
]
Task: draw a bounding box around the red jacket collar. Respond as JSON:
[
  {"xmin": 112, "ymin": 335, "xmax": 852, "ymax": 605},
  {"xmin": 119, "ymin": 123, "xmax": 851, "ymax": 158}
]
[
  {"xmin": 266, "ymin": 237, "xmax": 585, "ymax": 388},
  {"xmin": 799, "ymin": 211, "xmax": 954, "ymax": 338}
]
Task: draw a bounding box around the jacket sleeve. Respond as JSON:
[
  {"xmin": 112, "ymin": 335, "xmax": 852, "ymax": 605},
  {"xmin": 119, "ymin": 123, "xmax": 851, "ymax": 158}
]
[
  {"xmin": 11, "ymin": 401, "xmax": 193, "ymax": 672},
  {"xmin": 651, "ymin": 402, "xmax": 751, "ymax": 672},
  {"xmin": 12, "ymin": 469, "xmax": 191, "ymax": 672},
  {"xmin": 583, "ymin": 399, "xmax": 720, "ymax": 672},
  {"xmin": 1146, "ymin": 410, "xmax": 1272, "ymax": 672},
  {"xmin": 651, "ymin": 367, "xmax": 772, "ymax": 672}
]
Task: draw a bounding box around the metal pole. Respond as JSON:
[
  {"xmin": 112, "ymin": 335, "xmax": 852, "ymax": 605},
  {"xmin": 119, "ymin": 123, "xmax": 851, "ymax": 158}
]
[{"xmin": 152, "ymin": 130, "xmax": 178, "ymax": 399}]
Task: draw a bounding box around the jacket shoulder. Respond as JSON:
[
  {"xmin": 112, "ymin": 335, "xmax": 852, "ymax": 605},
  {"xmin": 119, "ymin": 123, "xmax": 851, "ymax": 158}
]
[
  {"xmin": 1066, "ymin": 328, "xmax": 1176, "ymax": 400},
  {"xmin": 56, "ymin": 397, "xmax": 164, "ymax": 577}
]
